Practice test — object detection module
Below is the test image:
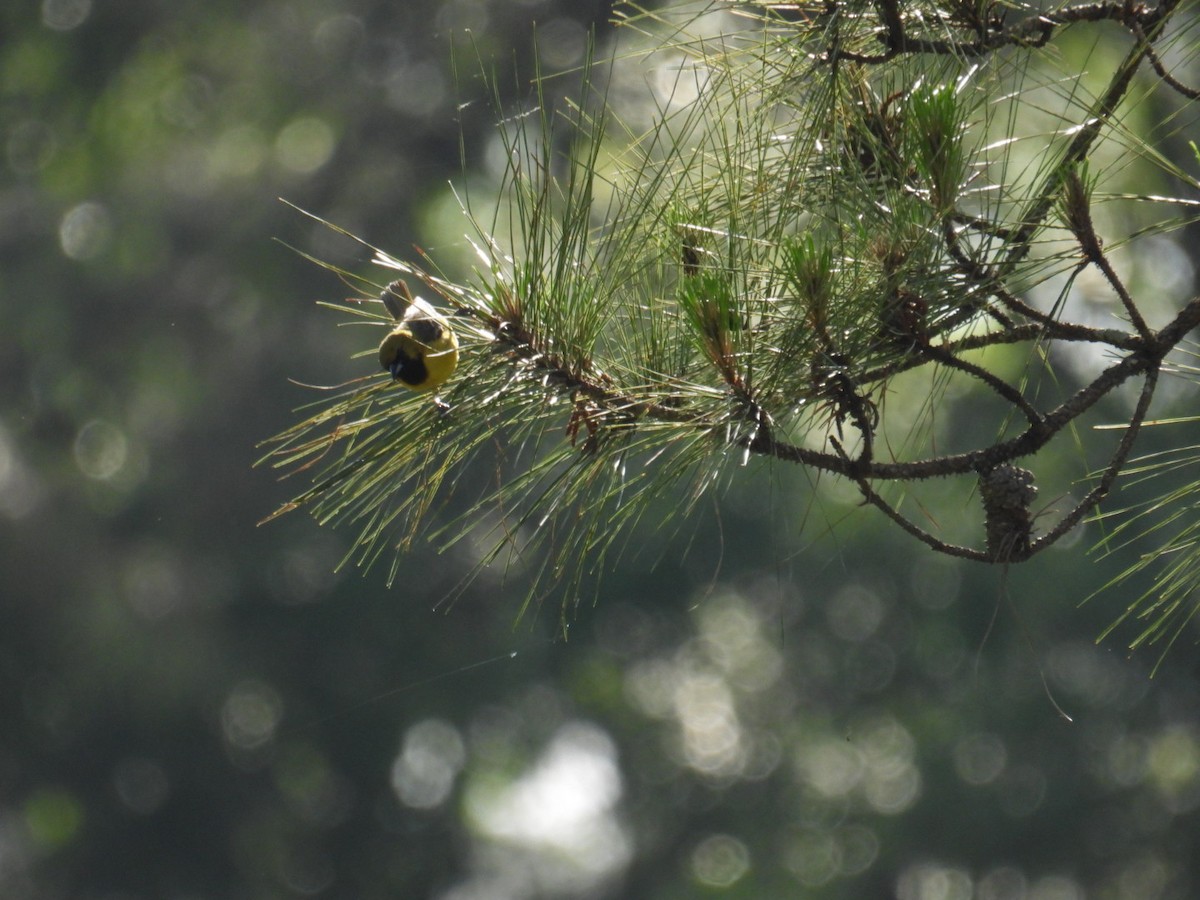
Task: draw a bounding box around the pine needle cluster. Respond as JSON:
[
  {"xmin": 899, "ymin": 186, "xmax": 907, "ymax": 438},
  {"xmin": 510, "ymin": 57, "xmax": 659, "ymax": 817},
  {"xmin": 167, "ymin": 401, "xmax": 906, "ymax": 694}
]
[{"xmin": 260, "ymin": 0, "xmax": 1200, "ymax": 649}]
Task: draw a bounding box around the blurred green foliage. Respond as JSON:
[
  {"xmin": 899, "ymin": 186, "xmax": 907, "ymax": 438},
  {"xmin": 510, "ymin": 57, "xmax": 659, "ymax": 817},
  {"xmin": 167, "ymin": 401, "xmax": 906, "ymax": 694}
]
[{"xmin": 3, "ymin": 2, "xmax": 1200, "ymax": 899}]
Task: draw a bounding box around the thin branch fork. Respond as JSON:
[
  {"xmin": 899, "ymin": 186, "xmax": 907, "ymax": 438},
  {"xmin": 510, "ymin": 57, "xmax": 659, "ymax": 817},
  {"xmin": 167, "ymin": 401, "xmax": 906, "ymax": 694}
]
[
  {"xmin": 918, "ymin": 342, "xmax": 1044, "ymax": 428},
  {"xmin": 1132, "ymin": 18, "xmax": 1200, "ymax": 99}
]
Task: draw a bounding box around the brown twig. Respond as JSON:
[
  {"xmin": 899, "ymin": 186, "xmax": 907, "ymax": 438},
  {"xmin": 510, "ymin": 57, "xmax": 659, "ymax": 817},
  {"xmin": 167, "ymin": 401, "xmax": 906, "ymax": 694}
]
[
  {"xmin": 919, "ymin": 342, "xmax": 1044, "ymax": 428},
  {"xmin": 1130, "ymin": 17, "xmax": 1200, "ymax": 100},
  {"xmin": 853, "ymin": 475, "xmax": 992, "ymax": 561}
]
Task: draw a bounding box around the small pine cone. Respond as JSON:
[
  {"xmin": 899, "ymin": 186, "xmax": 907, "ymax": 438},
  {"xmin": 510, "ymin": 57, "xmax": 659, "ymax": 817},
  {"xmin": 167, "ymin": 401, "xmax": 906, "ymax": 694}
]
[
  {"xmin": 879, "ymin": 287, "xmax": 928, "ymax": 349},
  {"xmin": 979, "ymin": 465, "xmax": 1037, "ymax": 561}
]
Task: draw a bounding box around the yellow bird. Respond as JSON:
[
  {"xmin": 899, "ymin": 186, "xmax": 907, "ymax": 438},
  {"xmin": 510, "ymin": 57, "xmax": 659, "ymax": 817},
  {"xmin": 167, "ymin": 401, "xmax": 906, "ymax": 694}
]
[{"xmin": 377, "ymin": 280, "xmax": 459, "ymax": 391}]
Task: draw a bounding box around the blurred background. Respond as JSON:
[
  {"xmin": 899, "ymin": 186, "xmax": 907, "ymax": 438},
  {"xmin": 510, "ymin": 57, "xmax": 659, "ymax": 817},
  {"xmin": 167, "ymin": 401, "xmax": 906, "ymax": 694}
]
[{"xmin": 4, "ymin": 1, "xmax": 1200, "ymax": 898}]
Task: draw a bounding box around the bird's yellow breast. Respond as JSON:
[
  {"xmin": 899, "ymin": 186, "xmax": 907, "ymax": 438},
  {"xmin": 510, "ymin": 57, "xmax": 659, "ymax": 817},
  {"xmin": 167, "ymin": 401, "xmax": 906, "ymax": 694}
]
[{"xmin": 379, "ymin": 315, "xmax": 459, "ymax": 391}]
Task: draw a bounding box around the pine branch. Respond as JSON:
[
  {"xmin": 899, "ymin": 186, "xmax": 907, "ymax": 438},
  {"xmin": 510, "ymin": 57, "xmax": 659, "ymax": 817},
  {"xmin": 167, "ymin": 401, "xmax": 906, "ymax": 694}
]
[{"xmin": 260, "ymin": 0, "xmax": 1200, "ymax": 640}]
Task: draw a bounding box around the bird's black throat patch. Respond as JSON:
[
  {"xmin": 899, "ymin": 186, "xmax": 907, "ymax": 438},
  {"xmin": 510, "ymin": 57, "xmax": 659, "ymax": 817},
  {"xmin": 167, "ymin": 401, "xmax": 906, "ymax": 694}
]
[{"xmin": 390, "ymin": 349, "xmax": 428, "ymax": 387}]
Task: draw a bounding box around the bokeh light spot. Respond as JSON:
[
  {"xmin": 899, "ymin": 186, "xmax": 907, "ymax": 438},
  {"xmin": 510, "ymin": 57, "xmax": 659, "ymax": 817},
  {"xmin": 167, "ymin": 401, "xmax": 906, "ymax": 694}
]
[
  {"xmin": 24, "ymin": 786, "xmax": 84, "ymax": 848},
  {"xmin": 865, "ymin": 763, "xmax": 922, "ymax": 814},
  {"xmin": 897, "ymin": 862, "xmax": 973, "ymax": 900},
  {"xmin": 953, "ymin": 732, "xmax": 1007, "ymax": 786},
  {"xmin": 41, "ymin": 0, "xmax": 92, "ymax": 30},
  {"xmin": 73, "ymin": 419, "xmax": 129, "ymax": 481},
  {"xmin": 384, "ymin": 60, "xmax": 447, "ymax": 118},
  {"xmin": 392, "ymin": 718, "xmax": 466, "ymax": 810},
  {"xmin": 313, "ymin": 14, "xmax": 365, "ymax": 59},
  {"xmin": 1103, "ymin": 733, "xmax": 1148, "ymax": 788},
  {"xmin": 465, "ymin": 721, "xmax": 630, "ymax": 891},
  {"xmin": 977, "ymin": 866, "xmax": 1027, "ymax": 900},
  {"xmin": 836, "ymin": 824, "xmax": 880, "ymax": 876},
  {"xmin": 690, "ymin": 833, "xmax": 750, "ymax": 888},
  {"xmin": 1148, "ymin": 725, "xmax": 1200, "ymax": 809},
  {"xmin": 209, "ymin": 125, "xmax": 267, "ymax": 180},
  {"xmin": 673, "ymin": 669, "xmax": 745, "ymax": 776},
  {"xmin": 274, "ymin": 117, "xmax": 336, "ymax": 175},
  {"xmin": 536, "ymin": 18, "xmax": 587, "ymax": 69},
  {"xmin": 59, "ymin": 201, "xmax": 113, "ymax": 260},
  {"xmin": 798, "ymin": 738, "xmax": 864, "ymax": 798},
  {"xmin": 784, "ymin": 829, "xmax": 842, "ymax": 888},
  {"xmin": 122, "ymin": 544, "xmax": 186, "ymax": 619},
  {"xmin": 858, "ymin": 716, "xmax": 921, "ymax": 814},
  {"xmin": 827, "ymin": 583, "xmax": 885, "ymax": 642},
  {"xmin": 221, "ymin": 679, "xmax": 283, "ymax": 751}
]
